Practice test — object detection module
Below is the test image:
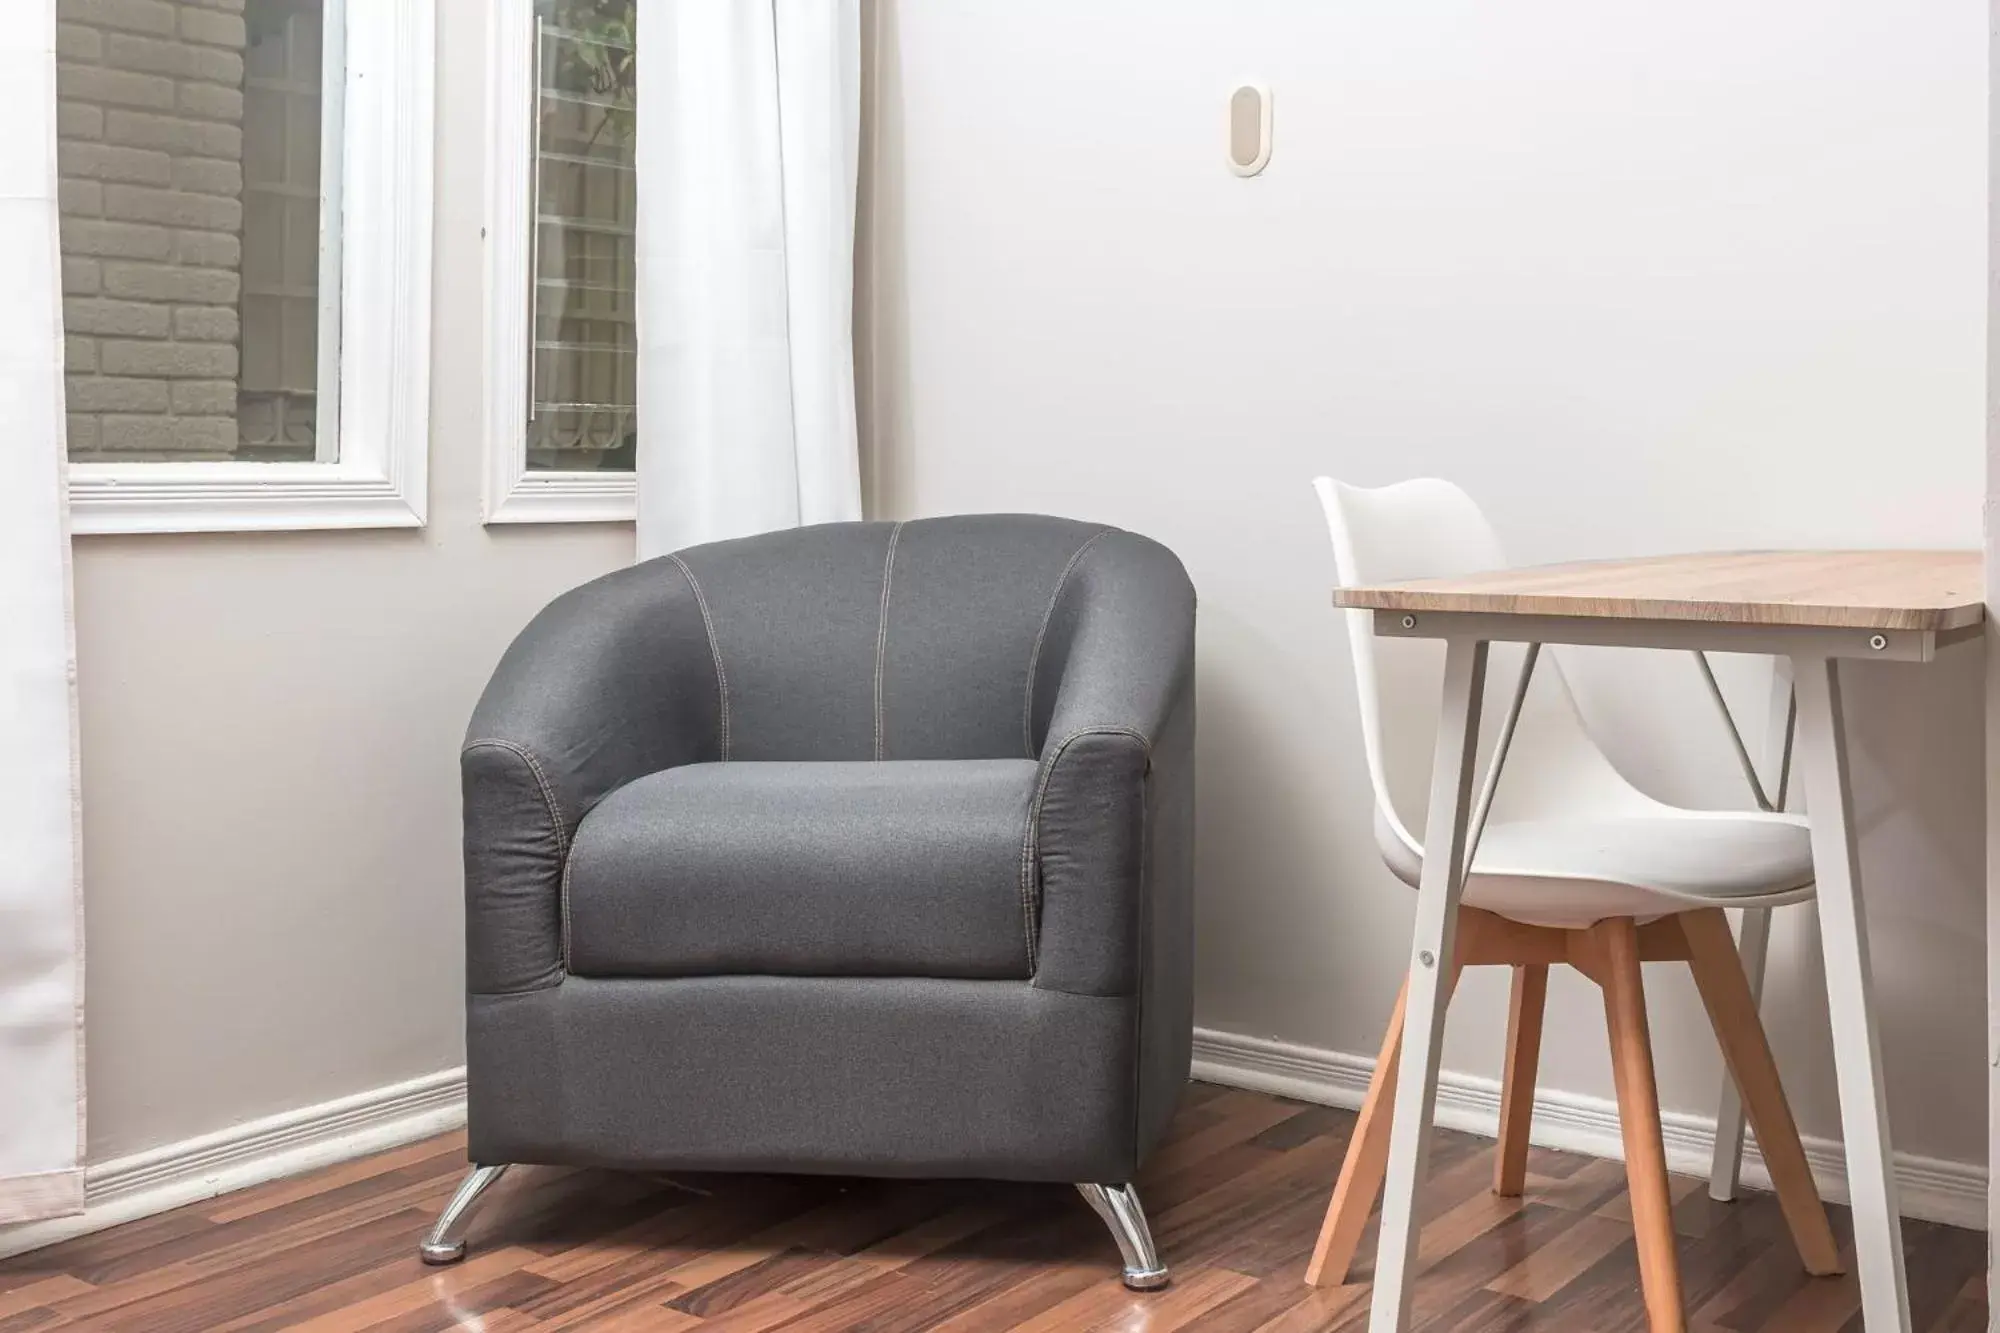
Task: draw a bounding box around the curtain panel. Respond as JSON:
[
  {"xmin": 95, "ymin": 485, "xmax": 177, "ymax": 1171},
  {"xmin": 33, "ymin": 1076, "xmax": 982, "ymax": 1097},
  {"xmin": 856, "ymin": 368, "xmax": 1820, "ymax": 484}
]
[
  {"xmin": 634, "ymin": 0, "xmax": 864, "ymax": 558},
  {"xmin": 0, "ymin": 0, "xmax": 86, "ymax": 1226}
]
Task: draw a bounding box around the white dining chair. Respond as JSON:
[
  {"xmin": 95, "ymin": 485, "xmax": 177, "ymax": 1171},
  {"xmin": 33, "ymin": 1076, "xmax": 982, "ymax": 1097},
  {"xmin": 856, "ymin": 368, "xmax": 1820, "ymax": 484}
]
[{"xmin": 1306, "ymin": 477, "xmax": 1841, "ymax": 1330}]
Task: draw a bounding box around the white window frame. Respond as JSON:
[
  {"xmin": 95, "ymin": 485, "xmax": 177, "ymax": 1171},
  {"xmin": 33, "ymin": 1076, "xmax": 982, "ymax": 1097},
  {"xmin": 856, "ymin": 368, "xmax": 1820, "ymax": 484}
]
[
  {"xmin": 481, "ymin": 0, "xmax": 637, "ymax": 525},
  {"xmin": 68, "ymin": 0, "xmax": 433, "ymax": 535}
]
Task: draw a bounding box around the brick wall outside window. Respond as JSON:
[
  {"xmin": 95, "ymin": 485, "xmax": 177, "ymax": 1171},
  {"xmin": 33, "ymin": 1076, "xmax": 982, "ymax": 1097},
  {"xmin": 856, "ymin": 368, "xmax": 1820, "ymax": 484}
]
[{"xmin": 56, "ymin": 0, "xmax": 320, "ymax": 463}]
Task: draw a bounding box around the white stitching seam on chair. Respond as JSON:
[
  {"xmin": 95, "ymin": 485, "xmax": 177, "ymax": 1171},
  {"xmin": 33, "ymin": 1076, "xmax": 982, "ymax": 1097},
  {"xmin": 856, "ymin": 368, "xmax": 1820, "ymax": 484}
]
[
  {"xmin": 668, "ymin": 554, "xmax": 731, "ymax": 762},
  {"xmin": 873, "ymin": 522, "xmax": 905, "ymax": 762},
  {"xmin": 1021, "ymin": 529, "xmax": 1114, "ymax": 759}
]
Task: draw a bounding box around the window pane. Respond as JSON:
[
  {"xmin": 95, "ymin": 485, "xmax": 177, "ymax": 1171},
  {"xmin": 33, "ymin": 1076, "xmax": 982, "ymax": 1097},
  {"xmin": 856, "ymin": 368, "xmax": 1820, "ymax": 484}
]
[
  {"xmin": 529, "ymin": 0, "xmax": 636, "ymax": 473},
  {"xmin": 57, "ymin": 0, "xmax": 335, "ymax": 463}
]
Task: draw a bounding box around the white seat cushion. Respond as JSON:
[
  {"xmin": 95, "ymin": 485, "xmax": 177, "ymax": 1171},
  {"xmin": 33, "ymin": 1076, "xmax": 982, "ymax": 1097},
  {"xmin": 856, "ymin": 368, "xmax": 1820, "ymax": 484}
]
[{"xmin": 1379, "ymin": 810, "xmax": 1814, "ymax": 928}]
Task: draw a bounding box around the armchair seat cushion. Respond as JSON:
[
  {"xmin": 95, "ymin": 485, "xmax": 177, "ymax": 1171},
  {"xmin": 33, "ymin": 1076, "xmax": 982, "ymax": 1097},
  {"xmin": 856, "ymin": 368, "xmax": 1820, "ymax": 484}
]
[{"xmin": 564, "ymin": 759, "xmax": 1040, "ymax": 981}]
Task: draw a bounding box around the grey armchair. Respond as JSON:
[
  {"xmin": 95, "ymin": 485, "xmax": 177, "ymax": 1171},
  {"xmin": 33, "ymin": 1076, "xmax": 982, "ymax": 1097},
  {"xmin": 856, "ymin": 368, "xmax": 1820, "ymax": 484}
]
[{"xmin": 421, "ymin": 515, "xmax": 1197, "ymax": 1288}]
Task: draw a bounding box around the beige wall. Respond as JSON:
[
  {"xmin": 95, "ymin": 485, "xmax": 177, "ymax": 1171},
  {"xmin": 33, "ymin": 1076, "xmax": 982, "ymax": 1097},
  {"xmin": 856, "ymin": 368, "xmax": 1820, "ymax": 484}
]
[
  {"xmin": 71, "ymin": 0, "xmax": 633, "ymax": 1162},
  {"xmin": 865, "ymin": 0, "xmax": 1989, "ymax": 1173}
]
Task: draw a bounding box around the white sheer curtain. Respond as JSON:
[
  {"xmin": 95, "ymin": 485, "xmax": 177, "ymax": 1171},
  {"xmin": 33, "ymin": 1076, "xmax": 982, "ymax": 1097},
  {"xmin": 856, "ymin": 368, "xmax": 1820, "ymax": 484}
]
[
  {"xmin": 0, "ymin": 0, "xmax": 85, "ymax": 1225},
  {"xmin": 633, "ymin": 0, "xmax": 864, "ymax": 559}
]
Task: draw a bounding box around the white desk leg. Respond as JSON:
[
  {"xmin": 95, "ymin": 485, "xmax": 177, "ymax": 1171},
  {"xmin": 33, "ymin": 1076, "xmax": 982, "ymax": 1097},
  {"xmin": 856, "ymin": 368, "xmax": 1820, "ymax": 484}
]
[
  {"xmin": 1369, "ymin": 638, "xmax": 1488, "ymax": 1332},
  {"xmin": 1708, "ymin": 905, "xmax": 1771, "ymax": 1201},
  {"xmin": 1711, "ymin": 661, "xmax": 1793, "ymax": 1201},
  {"xmin": 1793, "ymin": 655, "xmax": 1911, "ymax": 1331}
]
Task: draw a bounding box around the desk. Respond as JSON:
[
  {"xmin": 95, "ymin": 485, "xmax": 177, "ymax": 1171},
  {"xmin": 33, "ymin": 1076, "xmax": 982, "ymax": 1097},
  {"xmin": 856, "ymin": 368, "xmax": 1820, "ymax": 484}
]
[{"xmin": 1333, "ymin": 550, "xmax": 1983, "ymax": 1333}]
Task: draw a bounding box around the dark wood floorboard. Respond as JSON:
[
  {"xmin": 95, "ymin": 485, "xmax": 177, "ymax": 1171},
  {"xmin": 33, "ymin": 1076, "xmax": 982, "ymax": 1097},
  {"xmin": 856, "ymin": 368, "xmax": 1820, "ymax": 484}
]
[{"xmin": 0, "ymin": 1088, "xmax": 1982, "ymax": 1330}]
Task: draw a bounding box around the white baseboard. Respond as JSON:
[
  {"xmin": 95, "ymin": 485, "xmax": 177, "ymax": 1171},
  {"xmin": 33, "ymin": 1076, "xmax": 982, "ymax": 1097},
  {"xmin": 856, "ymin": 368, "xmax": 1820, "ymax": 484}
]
[
  {"xmin": 2, "ymin": 1033, "xmax": 1979, "ymax": 1264},
  {"xmin": 1190, "ymin": 1027, "xmax": 1986, "ymax": 1232},
  {"xmin": 0, "ymin": 1067, "xmax": 467, "ymax": 1261}
]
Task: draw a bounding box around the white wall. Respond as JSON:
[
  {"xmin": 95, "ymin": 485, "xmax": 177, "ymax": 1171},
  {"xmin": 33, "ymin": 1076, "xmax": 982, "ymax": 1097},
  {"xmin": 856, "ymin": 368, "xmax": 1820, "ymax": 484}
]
[
  {"xmin": 866, "ymin": 0, "xmax": 1989, "ymax": 1169},
  {"xmin": 67, "ymin": 0, "xmax": 632, "ymax": 1163}
]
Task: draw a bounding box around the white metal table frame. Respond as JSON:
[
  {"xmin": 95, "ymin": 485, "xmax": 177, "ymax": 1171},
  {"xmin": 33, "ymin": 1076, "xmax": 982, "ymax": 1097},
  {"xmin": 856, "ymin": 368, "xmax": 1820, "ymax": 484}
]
[
  {"xmin": 1364, "ymin": 609, "xmax": 1975, "ymax": 1333},
  {"xmin": 1705, "ymin": 654, "xmax": 1797, "ymax": 1207}
]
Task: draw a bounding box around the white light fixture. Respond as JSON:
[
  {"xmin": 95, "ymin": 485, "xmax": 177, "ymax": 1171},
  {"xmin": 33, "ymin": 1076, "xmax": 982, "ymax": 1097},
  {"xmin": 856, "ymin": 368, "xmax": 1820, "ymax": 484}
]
[{"xmin": 1227, "ymin": 84, "xmax": 1272, "ymax": 177}]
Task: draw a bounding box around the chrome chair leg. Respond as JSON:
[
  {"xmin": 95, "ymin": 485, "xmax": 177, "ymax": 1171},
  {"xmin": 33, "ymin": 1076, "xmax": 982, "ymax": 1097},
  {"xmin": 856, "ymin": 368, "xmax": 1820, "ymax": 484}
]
[
  {"xmin": 1076, "ymin": 1182, "xmax": 1169, "ymax": 1290},
  {"xmin": 420, "ymin": 1163, "xmax": 510, "ymax": 1264}
]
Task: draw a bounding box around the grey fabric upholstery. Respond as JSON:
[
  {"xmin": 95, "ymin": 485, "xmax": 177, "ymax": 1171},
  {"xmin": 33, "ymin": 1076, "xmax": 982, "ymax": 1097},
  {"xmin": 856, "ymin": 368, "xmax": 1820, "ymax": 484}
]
[
  {"xmin": 461, "ymin": 515, "xmax": 1196, "ymax": 1185},
  {"xmin": 468, "ymin": 978, "xmax": 1140, "ymax": 1180},
  {"xmin": 565, "ymin": 760, "xmax": 1039, "ymax": 980}
]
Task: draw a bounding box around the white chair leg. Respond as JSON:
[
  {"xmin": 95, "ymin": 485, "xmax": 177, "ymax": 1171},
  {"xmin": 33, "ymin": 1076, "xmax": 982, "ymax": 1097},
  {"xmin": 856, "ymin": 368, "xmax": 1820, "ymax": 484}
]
[
  {"xmin": 1708, "ymin": 905, "xmax": 1770, "ymax": 1201},
  {"xmin": 1793, "ymin": 655, "xmax": 1911, "ymax": 1331},
  {"xmin": 1369, "ymin": 637, "xmax": 1488, "ymax": 1333}
]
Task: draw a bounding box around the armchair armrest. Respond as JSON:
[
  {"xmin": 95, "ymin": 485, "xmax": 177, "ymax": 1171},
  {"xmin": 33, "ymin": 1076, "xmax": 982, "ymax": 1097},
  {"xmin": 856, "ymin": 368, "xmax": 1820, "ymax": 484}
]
[
  {"xmin": 1026, "ymin": 531, "xmax": 1197, "ymax": 997},
  {"xmin": 462, "ymin": 559, "xmax": 722, "ymax": 994}
]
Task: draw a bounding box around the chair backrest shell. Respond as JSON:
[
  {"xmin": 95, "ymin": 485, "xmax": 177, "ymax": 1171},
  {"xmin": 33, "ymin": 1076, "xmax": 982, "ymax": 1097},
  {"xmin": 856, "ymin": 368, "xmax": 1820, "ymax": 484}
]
[{"xmin": 1313, "ymin": 477, "xmax": 1659, "ymax": 868}]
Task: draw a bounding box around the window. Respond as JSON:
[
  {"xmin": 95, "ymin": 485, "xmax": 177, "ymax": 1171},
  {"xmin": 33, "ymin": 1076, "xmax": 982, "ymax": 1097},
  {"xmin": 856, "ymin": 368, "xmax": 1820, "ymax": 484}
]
[
  {"xmin": 483, "ymin": 0, "xmax": 637, "ymax": 523},
  {"xmin": 239, "ymin": 0, "xmax": 335, "ymax": 463},
  {"xmin": 61, "ymin": 0, "xmax": 432, "ymax": 533}
]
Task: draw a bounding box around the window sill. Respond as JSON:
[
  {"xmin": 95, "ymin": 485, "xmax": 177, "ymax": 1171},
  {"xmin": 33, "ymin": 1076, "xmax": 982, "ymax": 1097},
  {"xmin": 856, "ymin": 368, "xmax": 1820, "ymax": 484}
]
[
  {"xmin": 483, "ymin": 470, "xmax": 636, "ymax": 525},
  {"xmin": 69, "ymin": 462, "xmax": 425, "ymax": 535}
]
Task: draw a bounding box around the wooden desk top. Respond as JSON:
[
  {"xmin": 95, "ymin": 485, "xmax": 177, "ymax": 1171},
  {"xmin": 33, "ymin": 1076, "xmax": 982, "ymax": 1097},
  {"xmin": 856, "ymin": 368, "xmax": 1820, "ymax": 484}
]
[{"xmin": 1334, "ymin": 550, "xmax": 1985, "ymax": 632}]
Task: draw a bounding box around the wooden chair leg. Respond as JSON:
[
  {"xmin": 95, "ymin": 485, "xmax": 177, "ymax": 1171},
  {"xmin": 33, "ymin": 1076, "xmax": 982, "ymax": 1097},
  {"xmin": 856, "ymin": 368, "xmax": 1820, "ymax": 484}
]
[
  {"xmin": 1493, "ymin": 963, "xmax": 1547, "ymax": 1197},
  {"xmin": 1677, "ymin": 909, "xmax": 1843, "ymax": 1276},
  {"xmin": 1304, "ymin": 978, "xmax": 1407, "ymax": 1288},
  {"xmin": 1303, "ymin": 922, "xmax": 1477, "ymax": 1291},
  {"xmin": 1595, "ymin": 917, "xmax": 1686, "ymax": 1333}
]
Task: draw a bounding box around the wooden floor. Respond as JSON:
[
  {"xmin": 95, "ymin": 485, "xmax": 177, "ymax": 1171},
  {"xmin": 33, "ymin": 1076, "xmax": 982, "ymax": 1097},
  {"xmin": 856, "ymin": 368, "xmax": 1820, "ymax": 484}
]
[{"xmin": 0, "ymin": 1085, "xmax": 1984, "ymax": 1331}]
